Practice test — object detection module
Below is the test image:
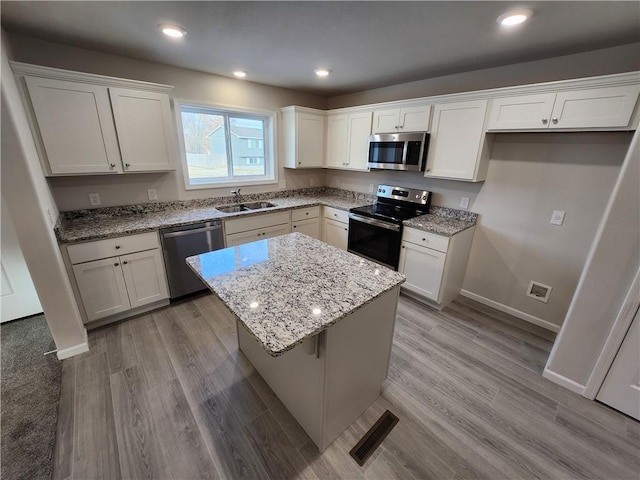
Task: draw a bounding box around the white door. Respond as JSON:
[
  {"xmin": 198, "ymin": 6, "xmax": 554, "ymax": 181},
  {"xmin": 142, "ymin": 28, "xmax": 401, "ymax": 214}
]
[
  {"xmin": 120, "ymin": 250, "xmax": 169, "ymax": 309},
  {"xmin": 109, "ymin": 88, "xmax": 176, "ymax": 172},
  {"xmin": 549, "ymin": 85, "xmax": 640, "ymax": 129},
  {"xmin": 371, "ymin": 108, "xmax": 400, "ymax": 134},
  {"xmin": 325, "ymin": 113, "xmax": 348, "ymax": 168},
  {"xmin": 398, "ymin": 241, "xmax": 446, "ymax": 302},
  {"xmin": 25, "ymin": 76, "xmax": 122, "ymax": 174},
  {"xmin": 345, "ymin": 111, "xmax": 373, "ymax": 171},
  {"xmin": 73, "ymin": 258, "xmax": 131, "ymax": 321},
  {"xmin": 322, "ymin": 219, "xmax": 348, "ymax": 250},
  {"xmin": 398, "ymin": 105, "xmax": 431, "ymax": 132},
  {"xmin": 596, "ymin": 311, "xmax": 640, "ymax": 420},
  {"xmin": 487, "ymin": 93, "xmax": 557, "ymax": 130},
  {"xmin": 0, "ymin": 201, "xmax": 42, "ymax": 322},
  {"xmin": 292, "ymin": 218, "xmax": 321, "ymax": 240}
]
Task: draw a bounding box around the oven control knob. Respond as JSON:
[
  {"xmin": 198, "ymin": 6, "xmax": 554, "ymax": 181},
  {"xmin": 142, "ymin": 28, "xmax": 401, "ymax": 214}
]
[
  {"xmin": 422, "ymin": 195, "xmax": 426, "ymax": 200},
  {"xmin": 377, "ymin": 189, "xmax": 382, "ymax": 192}
]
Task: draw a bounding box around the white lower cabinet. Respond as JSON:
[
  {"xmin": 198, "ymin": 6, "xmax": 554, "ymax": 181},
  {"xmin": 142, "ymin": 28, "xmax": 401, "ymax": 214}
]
[
  {"xmin": 226, "ymin": 224, "xmax": 291, "ymax": 247},
  {"xmin": 322, "ymin": 207, "xmax": 349, "ymax": 250},
  {"xmin": 292, "ymin": 217, "xmax": 321, "ymax": 239},
  {"xmin": 68, "ymin": 232, "xmax": 169, "ymax": 323},
  {"xmin": 225, "ymin": 211, "xmax": 291, "ymax": 247},
  {"xmin": 399, "ymin": 226, "xmax": 475, "ymax": 309}
]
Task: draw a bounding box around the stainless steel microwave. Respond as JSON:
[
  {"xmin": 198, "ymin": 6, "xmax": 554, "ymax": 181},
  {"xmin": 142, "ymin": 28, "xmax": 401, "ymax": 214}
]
[{"xmin": 367, "ymin": 132, "xmax": 429, "ymax": 172}]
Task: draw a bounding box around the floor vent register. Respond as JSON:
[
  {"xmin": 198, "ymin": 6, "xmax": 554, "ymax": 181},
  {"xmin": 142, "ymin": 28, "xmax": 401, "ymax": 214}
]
[{"xmin": 349, "ymin": 410, "xmax": 399, "ymax": 466}]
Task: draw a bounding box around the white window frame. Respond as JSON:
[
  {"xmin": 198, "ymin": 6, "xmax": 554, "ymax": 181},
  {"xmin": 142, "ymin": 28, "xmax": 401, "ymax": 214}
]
[{"xmin": 174, "ymin": 99, "xmax": 278, "ymax": 190}]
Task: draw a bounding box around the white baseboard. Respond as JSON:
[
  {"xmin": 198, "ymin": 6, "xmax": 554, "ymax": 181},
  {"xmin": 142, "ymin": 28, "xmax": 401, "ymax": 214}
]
[
  {"xmin": 542, "ymin": 367, "xmax": 586, "ymax": 395},
  {"xmin": 460, "ymin": 289, "xmax": 560, "ymax": 332},
  {"xmin": 56, "ymin": 341, "xmax": 89, "ymax": 360}
]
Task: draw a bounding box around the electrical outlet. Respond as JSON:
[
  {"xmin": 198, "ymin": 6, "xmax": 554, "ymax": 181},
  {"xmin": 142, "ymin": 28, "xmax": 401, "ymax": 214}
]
[
  {"xmin": 550, "ymin": 210, "xmax": 565, "ymax": 226},
  {"xmin": 89, "ymin": 193, "xmax": 101, "ymax": 206},
  {"xmin": 460, "ymin": 197, "xmax": 470, "ymax": 209},
  {"xmin": 369, "ymin": 183, "xmax": 374, "ymax": 193},
  {"xmin": 147, "ymin": 189, "xmax": 158, "ymax": 201},
  {"xmin": 46, "ymin": 208, "xmax": 54, "ymax": 227},
  {"xmin": 309, "ymin": 178, "xmax": 315, "ymax": 187}
]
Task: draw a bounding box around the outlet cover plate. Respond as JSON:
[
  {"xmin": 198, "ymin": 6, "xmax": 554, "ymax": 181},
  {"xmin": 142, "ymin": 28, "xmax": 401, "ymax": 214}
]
[
  {"xmin": 550, "ymin": 210, "xmax": 565, "ymax": 225},
  {"xmin": 527, "ymin": 281, "xmax": 552, "ymax": 303},
  {"xmin": 147, "ymin": 189, "xmax": 158, "ymax": 201},
  {"xmin": 460, "ymin": 197, "xmax": 470, "ymax": 209},
  {"xmin": 89, "ymin": 193, "xmax": 101, "ymax": 206}
]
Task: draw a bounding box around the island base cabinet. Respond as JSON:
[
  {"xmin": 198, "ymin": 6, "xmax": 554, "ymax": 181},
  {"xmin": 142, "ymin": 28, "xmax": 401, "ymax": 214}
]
[{"xmin": 238, "ymin": 287, "xmax": 399, "ymax": 452}]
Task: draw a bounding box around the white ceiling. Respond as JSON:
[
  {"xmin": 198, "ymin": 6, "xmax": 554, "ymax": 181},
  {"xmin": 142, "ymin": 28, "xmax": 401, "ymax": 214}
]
[{"xmin": 2, "ymin": 1, "xmax": 639, "ymax": 96}]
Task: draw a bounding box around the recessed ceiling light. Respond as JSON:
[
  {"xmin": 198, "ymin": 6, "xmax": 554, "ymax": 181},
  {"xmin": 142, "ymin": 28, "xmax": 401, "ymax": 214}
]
[
  {"xmin": 233, "ymin": 71, "xmax": 247, "ymax": 78},
  {"xmin": 497, "ymin": 9, "xmax": 532, "ymax": 27},
  {"xmin": 315, "ymin": 68, "xmax": 331, "ymax": 78},
  {"xmin": 159, "ymin": 24, "xmax": 187, "ymax": 38}
]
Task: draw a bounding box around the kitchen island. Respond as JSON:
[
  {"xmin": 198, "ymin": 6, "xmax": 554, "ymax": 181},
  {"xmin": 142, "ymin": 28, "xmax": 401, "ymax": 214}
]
[{"xmin": 187, "ymin": 233, "xmax": 405, "ymax": 452}]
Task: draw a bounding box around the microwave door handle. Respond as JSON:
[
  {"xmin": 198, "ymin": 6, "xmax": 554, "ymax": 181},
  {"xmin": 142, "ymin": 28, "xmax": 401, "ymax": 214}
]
[
  {"xmin": 349, "ymin": 213, "xmax": 401, "ymax": 232},
  {"xmin": 401, "ymin": 141, "xmax": 409, "ymax": 166}
]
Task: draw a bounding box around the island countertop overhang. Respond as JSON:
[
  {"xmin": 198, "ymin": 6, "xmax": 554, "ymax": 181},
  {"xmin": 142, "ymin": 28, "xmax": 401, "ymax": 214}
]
[{"xmin": 186, "ymin": 233, "xmax": 405, "ymax": 357}]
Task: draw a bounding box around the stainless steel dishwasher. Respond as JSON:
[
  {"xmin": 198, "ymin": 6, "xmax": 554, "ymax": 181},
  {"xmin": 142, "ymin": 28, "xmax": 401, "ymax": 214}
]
[{"xmin": 160, "ymin": 221, "xmax": 224, "ymax": 299}]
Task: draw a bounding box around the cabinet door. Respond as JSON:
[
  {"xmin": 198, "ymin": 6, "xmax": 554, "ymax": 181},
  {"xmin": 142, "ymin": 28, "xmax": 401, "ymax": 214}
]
[
  {"xmin": 487, "ymin": 93, "xmax": 557, "ymax": 130},
  {"xmin": 73, "ymin": 258, "xmax": 130, "ymax": 321},
  {"xmin": 345, "ymin": 111, "xmax": 373, "ymax": 171},
  {"xmin": 371, "ymin": 108, "xmax": 400, "ymax": 134},
  {"xmin": 398, "ymin": 241, "xmax": 446, "ymax": 302},
  {"xmin": 292, "ymin": 217, "xmax": 321, "ymax": 240},
  {"xmin": 549, "ymin": 85, "xmax": 640, "ymax": 129},
  {"xmin": 109, "ymin": 88, "xmax": 176, "ymax": 172},
  {"xmin": 226, "ymin": 223, "xmax": 291, "ymax": 247},
  {"xmin": 120, "ymin": 249, "xmax": 169, "ymax": 309},
  {"xmin": 322, "ymin": 218, "xmax": 348, "ymax": 250},
  {"xmin": 426, "ymin": 99, "xmax": 488, "ymax": 181},
  {"xmin": 399, "ymin": 105, "xmax": 431, "ymax": 132},
  {"xmin": 325, "ymin": 114, "xmax": 348, "ymax": 168},
  {"xmin": 297, "ymin": 113, "xmax": 325, "ymax": 167},
  {"xmin": 25, "ymin": 76, "xmax": 122, "ymax": 175}
]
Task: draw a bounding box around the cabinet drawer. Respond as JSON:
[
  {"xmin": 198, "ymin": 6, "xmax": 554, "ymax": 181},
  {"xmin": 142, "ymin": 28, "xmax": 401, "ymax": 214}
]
[
  {"xmin": 224, "ymin": 211, "xmax": 291, "ymax": 235},
  {"xmin": 68, "ymin": 231, "xmax": 160, "ymax": 264},
  {"xmin": 323, "ymin": 206, "xmax": 349, "ymax": 224},
  {"xmin": 402, "ymin": 228, "xmax": 449, "ymax": 253},
  {"xmin": 292, "ymin": 206, "xmax": 320, "ymax": 222}
]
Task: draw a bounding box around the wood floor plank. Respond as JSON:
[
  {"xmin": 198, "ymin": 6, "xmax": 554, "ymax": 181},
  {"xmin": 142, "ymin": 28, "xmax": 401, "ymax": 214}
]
[
  {"xmin": 53, "ymin": 359, "xmax": 75, "ymax": 480},
  {"xmin": 110, "ymin": 366, "xmax": 171, "ymax": 479},
  {"xmin": 244, "ymin": 411, "xmax": 318, "ymax": 480},
  {"xmin": 129, "ymin": 313, "xmax": 176, "ymax": 389},
  {"xmin": 105, "ymin": 321, "xmax": 138, "ymax": 375},
  {"xmin": 363, "ymin": 449, "xmax": 417, "ymax": 480},
  {"xmin": 148, "ymin": 378, "xmax": 220, "ymax": 480},
  {"xmin": 73, "ymin": 376, "xmax": 121, "ymax": 479},
  {"xmin": 75, "ymin": 350, "xmax": 109, "ymax": 388}
]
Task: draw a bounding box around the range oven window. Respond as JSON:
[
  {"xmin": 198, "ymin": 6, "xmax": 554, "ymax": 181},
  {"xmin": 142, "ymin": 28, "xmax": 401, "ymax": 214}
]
[
  {"xmin": 368, "ymin": 142, "xmax": 404, "ymax": 165},
  {"xmin": 348, "ymin": 218, "xmax": 401, "ymax": 270}
]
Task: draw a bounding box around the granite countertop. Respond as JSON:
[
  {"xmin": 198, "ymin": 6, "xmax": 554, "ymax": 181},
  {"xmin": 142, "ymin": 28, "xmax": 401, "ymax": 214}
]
[
  {"xmin": 186, "ymin": 232, "xmax": 405, "ymax": 357},
  {"xmin": 403, "ymin": 206, "xmax": 478, "ymax": 236},
  {"xmin": 56, "ymin": 188, "xmax": 373, "ymax": 243}
]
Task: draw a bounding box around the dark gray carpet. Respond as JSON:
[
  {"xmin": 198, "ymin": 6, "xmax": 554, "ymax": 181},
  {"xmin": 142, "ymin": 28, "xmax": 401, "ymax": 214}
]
[{"xmin": 1, "ymin": 314, "xmax": 61, "ymax": 480}]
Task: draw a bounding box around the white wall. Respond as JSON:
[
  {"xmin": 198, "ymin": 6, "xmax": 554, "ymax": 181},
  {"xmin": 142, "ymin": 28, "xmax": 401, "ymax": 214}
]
[
  {"xmin": 1, "ymin": 29, "xmax": 87, "ymax": 356},
  {"xmin": 545, "ymin": 130, "xmax": 640, "ymax": 388},
  {"xmin": 7, "ymin": 33, "xmax": 328, "ymax": 211}
]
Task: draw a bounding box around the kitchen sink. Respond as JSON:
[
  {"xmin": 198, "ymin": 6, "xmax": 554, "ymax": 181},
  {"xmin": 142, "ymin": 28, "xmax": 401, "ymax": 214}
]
[
  {"xmin": 216, "ymin": 202, "xmax": 276, "ymax": 213},
  {"xmin": 243, "ymin": 202, "xmax": 276, "ymax": 210},
  {"xmin": 216, "ymin": 204, "xmax": 250, "ymax": 213}
]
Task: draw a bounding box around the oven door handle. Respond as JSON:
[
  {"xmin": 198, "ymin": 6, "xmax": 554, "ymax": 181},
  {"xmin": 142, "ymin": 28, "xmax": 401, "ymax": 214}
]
[{"xmin": 348, "ymin": 213, "xmax": 401, "ymax": 232}]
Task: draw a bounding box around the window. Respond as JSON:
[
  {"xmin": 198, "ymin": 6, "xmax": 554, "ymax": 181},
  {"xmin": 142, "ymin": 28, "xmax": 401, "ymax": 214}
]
[{"xmin": 177, "ymin": 103, "xmax": 275, "ymax": 188}]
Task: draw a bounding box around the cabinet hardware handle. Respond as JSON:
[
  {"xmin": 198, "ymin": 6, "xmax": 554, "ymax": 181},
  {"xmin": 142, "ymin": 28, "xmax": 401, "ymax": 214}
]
[
  {"xmin": 344, "ymin": 228, "xmax": 347, "ymax": 231},
  {"xmin": 426, "ymin": 169, "xmax": 431, "ymax": 173},
  {"xmin": 125, "ymin": 163, "xmax": 130, "ymax": 168},
  {"xmin": 542, "ymin": 118, "xmax": 548, "ymax": 125},
  {"xmin": 123, "ymin": 261, "xmax": 128, "ymax": 265},
  {"xmin": 334, "ymin": 214, "xmax": 337, "ymax": 217},
  {"xmin": 394, "ymin": 125, "xmax": 399, "ymax": 129},
  {"xmin": 109, "ymin": 163, "xmax": 116, "ymax": 169},
  {"xmin": 298, "ymin": 162, "xmax": 302, "ymax": 165},
  {"xmin": 422, "ymin": 238, "xmax": 426, "ymax": 241},
  {"xmin": 114, "ymin": 263, "xmax": 119, "ymax": 267},
  {"xmin": 402, "ymin": 245, "xmax": 405, "ymax": 249},
  {"xmin": 552, "ymin": 118, "xmax": 559, "ymax": 124},
  {"xmin": 305, "ymin": 212, "xmax": 309, "ymax": 215},
  {"xmin": 115, "ymin": 245, "xmax": 121, "ymax": 249},
  {"xmin": 293, "ymin": 226, "xmax": 297, "ymax": 228}
]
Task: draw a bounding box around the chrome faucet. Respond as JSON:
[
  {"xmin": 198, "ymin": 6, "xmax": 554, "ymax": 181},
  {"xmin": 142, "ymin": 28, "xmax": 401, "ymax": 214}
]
[{"xmin": 231, "ymin": 188, "xmax": 242, "ymax": 203}]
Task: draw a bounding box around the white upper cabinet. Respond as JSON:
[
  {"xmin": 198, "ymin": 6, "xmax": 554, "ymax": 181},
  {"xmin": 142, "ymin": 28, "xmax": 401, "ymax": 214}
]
[
  {"xmin": 282, "ymin": 106, "xmax": 325, "ymax": 168},
  {"xmin": 371, "ymin": 104, "xmax": 431, "ymax": 133},
  {"xmin": 425, "ymin": 99, "xmax": 492, "ymax": 182},
  {"xmin": 325, "ymin": 110, "xmax": 373, "ymax": 171},
  {"xmin": 109, "ymin": 88, "xmax": 176, "ymax": 172},
  {"xmin": 16, "ymin": 63, "xmax": 176, "ymax": 176},
  {"xmin": 488, "ymin": 85, "xmax": 640, "ymax": 131},
  {"xmin": 25, "ymin": 77, "xmax": 123, "ymax": 174}
]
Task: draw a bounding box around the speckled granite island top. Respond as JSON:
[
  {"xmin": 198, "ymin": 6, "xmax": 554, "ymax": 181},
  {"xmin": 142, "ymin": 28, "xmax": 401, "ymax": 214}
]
[{"xmin": 186, "ymin": 233, "xmax": 405, "ymax": 357}]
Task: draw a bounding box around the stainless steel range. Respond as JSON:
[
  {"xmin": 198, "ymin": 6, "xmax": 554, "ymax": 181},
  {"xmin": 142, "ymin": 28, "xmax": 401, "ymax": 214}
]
[{"xmin": 348, "ymin": 185, "xmax": 432, "ymax": 270}]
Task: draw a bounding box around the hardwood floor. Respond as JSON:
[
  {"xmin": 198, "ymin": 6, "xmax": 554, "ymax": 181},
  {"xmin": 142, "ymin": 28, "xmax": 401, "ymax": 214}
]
[{"xmin": 53, "ymin": 293, "xmax": 640, "ymax": 479}]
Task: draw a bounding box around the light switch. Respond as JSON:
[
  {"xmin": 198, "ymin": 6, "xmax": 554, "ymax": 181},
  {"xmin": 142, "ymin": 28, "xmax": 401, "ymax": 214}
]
[
  {"xmin": 147, "ymin": 189, "xmax": 158, "ymax": 201},
  {"xmin": 460, "ymin": 197, "xmax": 470, "ymax": 209},
  {"xmin": 550, "ymin": 210, "xmax": 565, "ymax": 226},
  {"xmin": 89, "ymin": 193, "xmax": 101, "ymax": 206}
]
